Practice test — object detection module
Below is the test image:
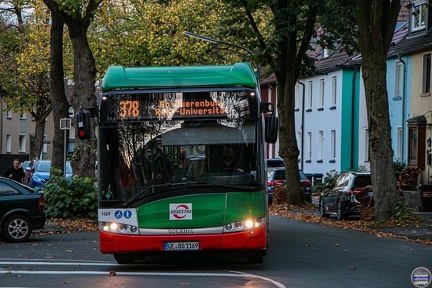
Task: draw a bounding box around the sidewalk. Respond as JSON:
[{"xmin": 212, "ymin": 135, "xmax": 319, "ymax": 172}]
[
  {"xmin": 377, "ymin": 212, "xmax": 432, "ymax": 242},
  {"xmin": 284, "ymin": 208, "xmax": 432, "ymax": 244}
]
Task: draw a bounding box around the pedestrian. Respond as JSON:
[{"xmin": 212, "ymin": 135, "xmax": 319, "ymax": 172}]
[{"xmin": 4, "ymin": 158, "xmax": 25, "ymax": 183}]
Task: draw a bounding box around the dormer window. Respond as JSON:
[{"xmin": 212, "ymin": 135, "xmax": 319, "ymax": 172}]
[{"xmin": 411, "ymin": 0, "xmax": 427, "ymax": 32}]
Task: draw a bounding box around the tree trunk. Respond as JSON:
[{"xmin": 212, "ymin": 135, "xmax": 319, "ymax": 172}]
[
  {"xmin": 68, "ymin": 26, "xmax": 97, "ymax": 178},
  {"xmin": 361, "ymin": 53, "xmax": 400, "ymax": 222},
  {"xmin": 49, "ymin": 12, "xmax": 70, "ymax": 174},
  {"xmin": 357, "ymin": 1, "xmax": 402, "ymax": 222},
  {"xmin": 274, "ymin": 30, "xmax": 302, "ymax": 204},
  {"xmin": 29, "ymin": 95, "xmax": 52, "ymax": 160},
  {"xmin": 31, "ymin": 118, "xmax": 46, "ymax": 160}
]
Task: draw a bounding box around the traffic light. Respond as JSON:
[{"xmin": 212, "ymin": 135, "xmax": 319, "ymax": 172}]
[{"xmin": 76, "ymin": 108, "xmax": 91, "ymax": 140}]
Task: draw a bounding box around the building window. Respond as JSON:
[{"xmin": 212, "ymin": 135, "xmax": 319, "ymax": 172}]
[
  {"xmin": 19, "ymin": 135, "xmax": 26, "ymax": 152},
  {"xmin": 307, "ymin": 81, "xmax": 313, "ymax": 110},
  {"xmin": 396, "ymin": 127, "xmax": 403, "ymax": 161},
  {"xmin": 297, "ymin": 131, "xmax": 302, "ymax": 162},
  {"xmin": 411, "ymin": 0, "xmax": 427, "ymax": 32},
  {"xmin": 318, "ymin": 131, "xmax": 323, "ymax": 161},
  {"xmin": 364, "ymin": 128, "xmax": 369, "ymax": 162},
  {"xmin": 6, "ymin": 110, "xmax": 12, "ymax": 119},
  {"xmin": 330, "ymin": 130, "xmax": 336, "ymax": 160},
  {"xmin": 307, "ymin": 132, "xmax": 312, "ymax": 161},
  {"xmin": 423, "ymin": 53, "xmax": 431, "ymax": 94},
  {"xmin": 394, "ymin": 60, "xmax": 404, "ymax": 98},
  {"xmin": 409, "ymin": 127, "xmax": 418, "ymax": 161},
  {"xmin": 319, "ymin": 79, "xmax": 325, "ymax": 109},
  {"xmin": 6, "ymin": 134, "xmax": 11, "ymax": 153},
  {"xmin": 331, "ymin": 76, "xmax": 337, "ymax": 107},
  {"xmin": 19, "ymin": 113, "xmax": 26, "ymax": 120}
]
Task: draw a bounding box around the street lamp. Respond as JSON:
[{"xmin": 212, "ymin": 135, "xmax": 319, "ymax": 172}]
[{"xmin": 184, "ymin": 31, "xmax": 261, "ymax": 93}]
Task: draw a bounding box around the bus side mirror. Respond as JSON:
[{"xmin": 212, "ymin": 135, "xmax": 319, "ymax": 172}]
[{"xmin": 265, "ymin": 114, "xmax": 278, "ymax": 143}]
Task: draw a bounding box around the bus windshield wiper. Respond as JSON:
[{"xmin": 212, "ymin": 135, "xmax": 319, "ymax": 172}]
[
  {"xmin": 191, "ymin": 182, "xmax": 260, "ymax": 191},
  {"xmin": 118, "ymin": 183, "xmax": 172, "ymax": 207},
  {"xmin": 117, "ymin": 182, "xmax": 202, "ymax": 208}
]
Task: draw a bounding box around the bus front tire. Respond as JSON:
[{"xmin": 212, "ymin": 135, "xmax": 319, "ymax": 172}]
[
  {"xmin": 114, "ymin": 254, "xmax": 136, "ymax": 264},
  {"xmin": 247, "ymin": 254, "xmax": 264, "ymax": 264}
]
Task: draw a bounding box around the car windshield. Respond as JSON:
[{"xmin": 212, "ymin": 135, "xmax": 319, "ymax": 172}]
[
  {"xmin": 270, "ymin": 169, "xmax": 308, "ymax": 181},
  {"xmin": 267, "ymin": 159, "xmax": 284, "ymax": 168},
  {"xmin": 36, "ymin": 161, "xmax": 72, "ymax": 174},
  {"xmin": 352, "ymin": 175, "xmax": 371, "ymax": 188},
  {"xmin": 37, "ymin": 162, "xmax": 51, "ymax": 172},
  {"xmin": 299, "ymin": 171, "xmax": 308, "ymax": 180},
  {"xmin": 335, "ymin": 173, "xmax": 350, "ymax": 187},
  {"xmin": 273, "ymin": 170, "xmax": 285, "ymax": 180}
]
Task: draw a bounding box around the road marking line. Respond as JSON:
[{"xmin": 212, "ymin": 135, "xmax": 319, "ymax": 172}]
[
  {"xmin": 0, "ymin": 261, "xmax": 285, "ymax": 288},
  {"xmin": 0, "ymin": 269, "xmax": 285, "ymax": 288}
]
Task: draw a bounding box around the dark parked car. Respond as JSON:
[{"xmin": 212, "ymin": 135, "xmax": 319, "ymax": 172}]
[
  {"xmin": 0, "ymin": 177, "xmax": 46, "ymax": 242},
  {"xmin": 267, "ymin": 167, "xmax": 312, "ymax": 204},
  {"xmin": 319, "ymin": 171, "xmax": 372, "ymax": 220}
]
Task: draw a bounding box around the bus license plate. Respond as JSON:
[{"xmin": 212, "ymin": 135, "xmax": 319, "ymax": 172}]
[{"xmin": 164, "ymin": 242, "xmax": 199, "ymax": 251}]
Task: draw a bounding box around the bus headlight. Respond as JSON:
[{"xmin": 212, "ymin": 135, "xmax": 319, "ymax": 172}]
[
  {"xmin": 99, "ymin": 221, "xmax": 139, "ymax": 235},
  {"xmin": 223, "ymin": 218, "xmax": 264, "ymax": 233}
]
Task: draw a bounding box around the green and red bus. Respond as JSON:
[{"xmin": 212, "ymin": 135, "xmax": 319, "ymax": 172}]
[{"xmin": 97, "ymin": 62, "xmax": 277, "ymax": 264}]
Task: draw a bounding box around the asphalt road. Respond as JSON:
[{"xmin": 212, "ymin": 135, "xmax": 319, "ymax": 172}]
[{"xmin": 0, "ymin": 216, "xmax": 431, "ymax": 288}]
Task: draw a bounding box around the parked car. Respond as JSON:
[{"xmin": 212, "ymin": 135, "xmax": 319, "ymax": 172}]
[
  {"xmin": 0, "ymin": 177, "xmax": 46, "ymax": 242},
  {"xmin": 26, "ymin": 160, "xmax": 73, "ymax": 190},
  {"xmin": 267, "ymin": 167, "xmax": 312, "ymax": 204},
  {"xmin": 319, "ymin": 171, "xmax": 372, "ymax": 220}
]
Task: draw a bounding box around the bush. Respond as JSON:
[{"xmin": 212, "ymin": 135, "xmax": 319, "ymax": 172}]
[{"xmin": 43, "ymin": 169, "xmax": 97, "ymax": 219}]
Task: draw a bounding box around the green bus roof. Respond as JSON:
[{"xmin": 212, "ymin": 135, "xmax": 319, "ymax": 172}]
[{"xmin": 101, "ymin": 62, "xmax": 257, "ymax": 92}]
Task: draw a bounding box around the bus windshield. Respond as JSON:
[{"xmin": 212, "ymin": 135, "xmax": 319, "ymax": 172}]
[{"xmin": 98, "ymin": 111, "xmax": 261, "ymax": 207}]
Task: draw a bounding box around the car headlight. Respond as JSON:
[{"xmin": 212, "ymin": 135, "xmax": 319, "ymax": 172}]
[{"xmin": 33, "ymin": 175, "xmax": 45, "ymax": 182}]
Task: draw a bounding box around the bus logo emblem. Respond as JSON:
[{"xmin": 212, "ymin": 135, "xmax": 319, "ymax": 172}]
[{"xmin": 169, "ymin": 203, "xmax": 192, "ymax": 220}]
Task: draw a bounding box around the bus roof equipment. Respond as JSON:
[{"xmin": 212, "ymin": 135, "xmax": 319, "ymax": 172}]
[{"xmin": 101, "ymin": 62, "xmax": 258, "ymax": 91}]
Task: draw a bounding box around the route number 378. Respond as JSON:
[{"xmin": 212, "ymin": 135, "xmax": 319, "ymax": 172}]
[{"xmin": 119, "ymin": 100, "xmax": 140, "ymax": 118}]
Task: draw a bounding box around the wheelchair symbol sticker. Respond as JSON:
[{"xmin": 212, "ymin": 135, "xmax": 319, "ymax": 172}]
[{"xmin": 115, "ymin": 210, "xmax": 123, "ymax": 219}]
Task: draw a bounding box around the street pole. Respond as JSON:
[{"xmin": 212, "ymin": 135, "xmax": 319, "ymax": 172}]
[{"xmin": 60, "ymin": 118, "xmax": 71, "ymax": 177}]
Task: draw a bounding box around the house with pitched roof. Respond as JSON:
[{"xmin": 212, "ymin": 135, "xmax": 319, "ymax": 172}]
[
  {"xmin": 388, "ymin": 0, "xmax": 432, "ymax": 188},
  {"xmin": 260, "ymin": 1, "xmax": 428, "ymax": 187}
]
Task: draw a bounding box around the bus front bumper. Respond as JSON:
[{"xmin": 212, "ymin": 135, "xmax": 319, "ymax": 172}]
[{"xmin": 99, "ymin": 224, "xmax": 267, "ymax": 254}]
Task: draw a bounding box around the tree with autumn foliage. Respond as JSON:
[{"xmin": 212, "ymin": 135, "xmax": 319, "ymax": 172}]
[
  {"xmin": 0, "ymin": 1, "xmax": 52, "ymax": 160},
  {"xmin": 219, "ymin": 0, "xmax": 358, "ymax": 205},
  {"xmin": 89, "ymin": 0, "xmax": 237, "ymax": 74},
  {"xmin": 43, "ymin": 0, "xmax": 102, "ymax": 178}
]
